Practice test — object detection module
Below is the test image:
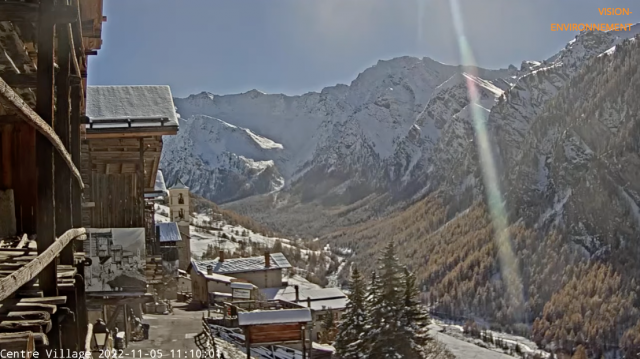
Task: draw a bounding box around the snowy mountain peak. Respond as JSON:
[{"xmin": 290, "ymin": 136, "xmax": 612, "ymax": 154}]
[{"xmin": 163, "ymin": 29, "xmax": 639, "ymax": 209}]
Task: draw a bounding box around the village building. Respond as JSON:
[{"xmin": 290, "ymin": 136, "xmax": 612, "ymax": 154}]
[
  {"xmin": 188, "ymin": 252, "xmax": 292, "ymax": 305},
  {"xmin": 81, "ymin": 85, "xmax": 180, "ymax": 346},
  {"xmin": 274, "ymin": 286, "xmax": 348, "ymax": 341},
  {"xmin": 168, "ymin": 179, "xmax": 192, "ymax": 270},
  {"xmin": 157, "ymin": 221, "xmax": 182, "ymax": 269}
]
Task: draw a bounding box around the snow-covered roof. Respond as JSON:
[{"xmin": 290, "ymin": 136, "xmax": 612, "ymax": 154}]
[
  {"xmin": 195, "ymin": 253, "xmax": 291, "ymax": 275},
  {"xmin": 275, "ymin": 287, "xmax": 348, "ymax": 311},
  {"xmin": 169, "ymin": 179, "xmax": 189, "ymax": 190},
  {"xmin": 231, "ymin": 282, "xmax": 255, "ymax": 290},
  {"xmin": 312, "ymin": 343, "xmax": 336, "ymax": 353},
  {"xmin": 157, "ymin": 222, "xmax": 182, "ymax": 243},
  {"xmin": 259, "ymin": 287, "xmax": 281, "ymax": 300},
  {"xmin": 238, "ymin": 308, "xmax": 312, "ymax": 326},
  {"xmin": 86, "ymin": 86, "xmax": 179, "ymax": 129},
  {"xmin": 155, "ymin": 170, "xmax": 169, "ymax": 195},
  {"xmin": 190, "ymin": 260, "xmax": 236, "ymax": 283}
]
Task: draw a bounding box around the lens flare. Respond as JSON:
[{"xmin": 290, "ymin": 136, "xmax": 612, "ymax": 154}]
[{"xmin": 447, "ymin": 0, "xmax": 524, "ymax": 321}]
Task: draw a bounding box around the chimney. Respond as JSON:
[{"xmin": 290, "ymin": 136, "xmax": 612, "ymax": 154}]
[
  {"xmin": 264, "ymin": 251, "xmax": 270, "ymax": 268},
  {"xmin": 294, "ymin": 285, "xmax": 300, "ymax": 302},
  {"xmin": 206, "ymin": 265, "xmax": 213, "ymax": 275},
  {"xmin": 219, "ymin": 250, "xmax": 224, "ymax": 262},
  {"xmin": 307, "ymin": 297, "xmax": 311, "ymax": 308}
]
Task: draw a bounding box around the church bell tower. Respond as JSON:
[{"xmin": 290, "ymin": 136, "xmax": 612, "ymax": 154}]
[{"xmin": 168, "ymin": 179, "xmax": 191, "ymax": 270}]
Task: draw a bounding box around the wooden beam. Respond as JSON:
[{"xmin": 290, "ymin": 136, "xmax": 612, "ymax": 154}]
[
  {"xmin": 149, "ymin": 156, "xmax": 159, "ymax": 189},
  {"xmin": 35, "ymin": 5, "xmax": 57, "ymax": 342},
  {"xmin": 56, "ymin": 15, "xmax": 74, "ymax": 266},
  {"xmin": 0, "ymin": 319, "xmax": 51, "ymax": 333},
  {"xmin": 0, "ymin": 2, "xmax": 79, "ymax": 23},
  {"xmin": 139, "ymin": 138, "xmax": 146, "ymax": 249},
  {"xmin": 84, "ymin": 323, "xmax": 93, "ymax": 353},
  {"xmin": 0, "ymin": 331, "xmax": 49, "ymax": 347},
  {"xmin": 0, "ymin": 311, "xmax": 51, "ymax": 321},
  {"xmin": 2, "ymin": 124, "xmax": 12, "ymax": 188},
  {"xmin": 85, "ymin": 129, "xmax": 178, "ymax": 139},
  {"xmin": 1, "ymin": 73, "xmax": 37, "ymax": 88},
  {"xmin": 70, "ymin": 68, "xmax": 82, "ymax": 231},
  {"xmin": 0, "ymin": 228, "xmax": 85, "ymax": 302},
  {"xmin": 73, "ymin": 273, "xmax": 87, "ymax": 346},
  {"xmin": 0, "ymin": 76, "xmax": 84, "ymax": 189}
]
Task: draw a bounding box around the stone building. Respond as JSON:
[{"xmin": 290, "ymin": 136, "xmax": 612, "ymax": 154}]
[{"xmin": 168, "ymin": 179, "xmax": 191, "ymax": 270}]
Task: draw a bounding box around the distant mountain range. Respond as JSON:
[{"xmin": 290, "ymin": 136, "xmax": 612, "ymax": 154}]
[{"xmin": 161, "ymin": 25, "xmax": 640, "ymax": 237}]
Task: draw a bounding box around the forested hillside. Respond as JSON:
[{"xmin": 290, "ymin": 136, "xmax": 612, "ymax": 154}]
[{"xmin": 324, "ymin": 37, "xmax": 640, "ymax": 358}]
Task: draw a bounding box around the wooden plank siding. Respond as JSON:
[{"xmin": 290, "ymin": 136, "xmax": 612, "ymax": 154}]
[
  {"xmin": 81, "ymin": 136, "xmax": 163, "ymax": 235},
  {"xmin": 0, "ymin": 123, "xmax": 38, "ymax": 234},
  {"xmin": 88, "ymin": 173, "xmax": 144, "ymax": 228}
]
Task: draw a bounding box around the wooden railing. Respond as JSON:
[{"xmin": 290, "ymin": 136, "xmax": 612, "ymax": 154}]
[{"xmin": 0, "ymin": 228, "xmax": 87, "ymax": 302}]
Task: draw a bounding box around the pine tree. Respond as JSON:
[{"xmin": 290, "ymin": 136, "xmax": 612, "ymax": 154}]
[
  {"xmin": 320, "ymin": 309, "xmax": 337, "ymax": 344},
  {"xmin": 366, "ymin": 242, "xmax": 404, "ymax": 359},
  {"xmin": 335, "ymin": 266, "xmax": 368, "ymax": 359},
  {"xmin": 400, "ymin": 267, "xmax": 432, "ymax": 359}
]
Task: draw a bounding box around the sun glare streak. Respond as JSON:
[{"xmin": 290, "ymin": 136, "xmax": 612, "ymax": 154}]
[{"xmin": 447, "ymin": 0, "xmax": 525, "ymax": 320}]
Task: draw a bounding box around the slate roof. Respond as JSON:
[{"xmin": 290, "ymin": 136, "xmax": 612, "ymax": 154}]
[
  {"xmin": 193, "ymin": 253, "xmax": 291, "ymax": 275},
  {"xmin": 86, "ymin": 85, "xmax": 179, "ymax": 129},
  {"xmin": 238, "ymin": 308, "xmax": 312, "ymax": 326},
  {"xmin": 169, "ymin": 178, "xmax": 189, "ymax": 190},
  {"xmin": 157, "ymin": 222, "xmax": 182, "ymax": 243},
  {"xmin": 190, "ymin": 260, "xmax": 236, "ymax": 283}
]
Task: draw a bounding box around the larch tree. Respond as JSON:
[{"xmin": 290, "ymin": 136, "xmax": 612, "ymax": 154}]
[
  {"xmin": 571, "ymin": 345, "xmax": 588, "ymax": 359},
  {"xmin": 335, "ymin": 266, "xmax": 369, "ymax": 359}
]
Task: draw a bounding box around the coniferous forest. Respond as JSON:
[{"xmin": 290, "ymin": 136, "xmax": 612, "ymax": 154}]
[
  {"xmin": 334, "ymin": 243, "xmax": 454, "ymax": 359},
  {"xmin": 325, "ymin": 37, "xmax": 640, "ymax": 359}
]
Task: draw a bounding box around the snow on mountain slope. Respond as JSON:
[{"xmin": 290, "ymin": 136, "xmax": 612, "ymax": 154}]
[
  {"xmin": 161, "ymin": 115, "xmax": 285, "ymax": 203},
  {"xmin": 163, "ymin": 56, "xmax": 517, "ymax": 205},
  {"xmin": 161, "ymin": 28, "xmax": 639, "ymax": 238}
]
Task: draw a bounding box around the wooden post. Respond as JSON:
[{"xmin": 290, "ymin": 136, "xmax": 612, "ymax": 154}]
[
  {"xmin": 1, "ymin": 124, "xmax": 12, "ymax": 189},
  {"xmin": 123, "ymin": 304, "xmax": 129, "ymax": 348},
  {"xmin": 138, "ymin": 138, "xmax": 146, "ymax": 251},
  {"xmin": 75, "ymin": 273, "xmax": 88, "ymax": 347},
  {"xmin": 70, "ymin": 78, "xmax": 81, "ymax": 229},
  {"xmin": 56, "ymin": 0, "xmax": 73, "ymax": 266},
  {"xmin": 244, "ymin": 327, "xmax": 251, "ymax": 359},
  {"xmin": 35, "ymin": 0, "xmax": 59, "ymax": 349},
  {"xmin": 301, "ymin": 325, "xmax": 306, "ymax": 359},
  {"xmin": 61, "ymin": 286, "xmax": 79, "ymax": 351}
]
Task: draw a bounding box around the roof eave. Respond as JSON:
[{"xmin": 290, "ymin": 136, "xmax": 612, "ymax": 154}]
[{"xmin": 85, "ymin": 126, "xmax": 178, "ymax": 139}]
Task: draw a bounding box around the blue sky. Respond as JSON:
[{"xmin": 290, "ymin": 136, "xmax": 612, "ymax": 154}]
[{"xmin": 88, "ymin": 0, "xmax": 640, "ymax": 98}]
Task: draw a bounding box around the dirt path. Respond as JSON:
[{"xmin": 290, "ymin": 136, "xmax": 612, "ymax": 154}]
[{"xmin": 122, "ymin": 302, "xmax": 207, "ymax": 358}]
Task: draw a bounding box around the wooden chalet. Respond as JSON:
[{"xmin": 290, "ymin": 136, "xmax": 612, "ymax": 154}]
[
  {"xmin": 0, "ymin": 0, "xmax": 106, "ymax": 351},
  {"xmin": 80, "ymin": 86, "xmax": 179, "ymax": 345},
  {"xmin": 81, "ymin": 85, "xmax": 179, "ymax": 253}
]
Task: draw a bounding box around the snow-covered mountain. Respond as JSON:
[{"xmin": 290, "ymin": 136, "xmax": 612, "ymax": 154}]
[
  {"xmin": 161, "ymin": 27, "xmax": 640, "ymax": 237},
  {"xmin": 162, "ymin": 57, "xmax": 517, "ymax": 203},
  {"xmin": 162, "ymin": 115, "xmax": 285, "ymax": 203}
]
